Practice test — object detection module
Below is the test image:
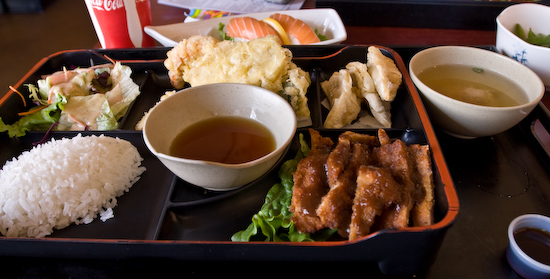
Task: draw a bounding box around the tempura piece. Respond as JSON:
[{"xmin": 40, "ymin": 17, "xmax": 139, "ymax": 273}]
[
  {"xmin": 367, "ymin": 46, "xmax": 402, "ymax": 102},
  {"xmin": 164, "ymin": 35, "xmax": 219, "ymax": 89},
  {"xmin": 320, "ymin": 69, "xmax": 361, "ymax": 128},
  {"xmin": 284, "ymin": 63, "xmax": 311, "ymax": 119},
  {"xmin": 164, "ymin": 35, "xmax": 311, "ymax": 120}
]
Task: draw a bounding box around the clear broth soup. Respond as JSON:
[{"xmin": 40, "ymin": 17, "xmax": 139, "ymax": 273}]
[{"xmin": 418, "ymin": 64, "xmax": 528, "ymax": 107}]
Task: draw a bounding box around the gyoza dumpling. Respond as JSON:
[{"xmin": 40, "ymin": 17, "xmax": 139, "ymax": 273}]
[
  {"xmin": 367, "ymin": 46, "xmax": 402, "ymax": 102},
  {"xmin": 345, "ymin": 61, "xmax": 376, "ymax": 98},
  {"xmin": 321, "ymin": 69, "xmax": 361, "ymax": 129},
  {"xmin": 345, "ymin": 61, "xmax": 391, "ymax": 128},
  {"xmin": 364, "ymin": 92, "xmax": 391, "ymax": 128}
]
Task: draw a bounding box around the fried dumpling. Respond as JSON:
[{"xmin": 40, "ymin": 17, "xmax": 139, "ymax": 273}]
[
  {"xmin": 364, "ymin": 92, "xmax": 392, "ymax": 128},
  {"xmin": 345, "ymin": 61, "xmax": 391, "ymax": 128},
  {"xmin": 321, "ymin": 69, "xmax": 361, "ymax": 129},
  {"xmin": 367, "ymin": 46, "xmax": 402, "ymax": 102},
  {"xmin": 345, "ymin": 61, "xmax": 376, "ymax": 98}
]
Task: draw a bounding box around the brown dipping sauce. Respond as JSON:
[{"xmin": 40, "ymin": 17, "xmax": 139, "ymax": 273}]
[
  {"xmin": 514, "ymin": 227, "xmax": 550, "ymax": 265},
  {"xmin": 169, "ymin": 116, "xmax": 275, "ymax": 164}
]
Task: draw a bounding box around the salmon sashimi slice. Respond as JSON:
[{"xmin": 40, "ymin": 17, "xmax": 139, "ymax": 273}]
[
  {"xmin": 226, "ymin": 17, "xmax": 281, "ymax": 43},
  {"xmin": 269, "ymin": 13, "xmax": 320, "ymax": 45}
]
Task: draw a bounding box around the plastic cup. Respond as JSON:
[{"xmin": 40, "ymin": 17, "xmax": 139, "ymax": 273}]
[{"xmin": 84, "ymin": 0, "xmax": 155, "ymax": 48}]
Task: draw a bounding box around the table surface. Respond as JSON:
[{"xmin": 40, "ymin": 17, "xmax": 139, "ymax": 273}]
[
  {"xmin": 140, "ymin": 2, "xmax": 550, "ymax": 278},
  {"xmin": 4, "ymin": 1, "xmax": 550, "ymax": 278}
]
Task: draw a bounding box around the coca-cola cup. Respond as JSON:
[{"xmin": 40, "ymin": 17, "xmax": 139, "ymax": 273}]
[{"xmin": 84, "ymin": 0, "xmax": 155, "ymax": 48}]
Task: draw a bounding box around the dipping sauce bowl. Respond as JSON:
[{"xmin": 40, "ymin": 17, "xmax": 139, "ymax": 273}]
[
  {"xmin": 142, "ymin": 83, "xmax": 296, "ymax": 191},
  {"xmin": 507, "ymin": 214, "xmax": 550, "ymax": 279}
]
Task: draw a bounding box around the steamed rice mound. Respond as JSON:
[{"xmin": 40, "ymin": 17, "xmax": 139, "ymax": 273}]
[{"xmin": 0, "ymin": 134, "xmax": 146, "ymax": 238}]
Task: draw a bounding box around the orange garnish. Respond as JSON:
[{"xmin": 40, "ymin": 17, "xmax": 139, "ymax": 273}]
[
  {"xmin": 17, "ymin": 105, "xmax": 47, "ymax": 116},
  {"xmin": 68, "ymin": 114, "xmax": 88, "ymax": 129},
  {"xmin": 9, "ymin": 86, "xmax": 27, "ymax": 107}
]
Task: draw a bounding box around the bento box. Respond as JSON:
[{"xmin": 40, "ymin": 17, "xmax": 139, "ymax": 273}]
[{"xmin": 0, "ymin": 45, "xmax": 458, "ymax": 276}]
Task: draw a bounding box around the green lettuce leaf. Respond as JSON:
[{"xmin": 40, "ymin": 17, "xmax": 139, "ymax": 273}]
[
  {"xmin": 217, "ymin": 22, "xmax": 234, "ymax": 41},
  {"xmin": 315, "ymin": 28, "xmax": 327, "ymax": 41},
  {"xmin": 57, "ymin": 94, "xmax": 117, "ymax": 131},
  {"xmin": 108, "ymin": 62, "xmax": 141, "ymax": 119},
  {"xmin": 1, "ymin": 62, "xmax": 140, "ymax": 137},
  {"xmin": 231, "ymin": 133, "xmax": 336, "ymax": 242},
  {"xmin": 0, "ymin": 101, "xmax": 62, "ymax": 138},
  {"xmin": 96, "ymin": 98, "xmax": 118, "ymax": 130}
]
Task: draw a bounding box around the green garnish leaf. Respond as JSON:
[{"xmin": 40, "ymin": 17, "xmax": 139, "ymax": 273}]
[
  {"xmin": 217, "ymin": 22, "xmax": 234, "ymax": 41},
  {"xmin": 231, "ymin": 133, "xmax": 336, "ymax": 242},
  {"xmin": 315, "ymin": 28, "xmax": 327, "ymax": 41},
  {"xmin": 0, "ymin": 102, "xmax": 62, "ymax": 138},
  {"xmin": 472, "ymin": 68, "xmax": 484, "ymax": 74}
]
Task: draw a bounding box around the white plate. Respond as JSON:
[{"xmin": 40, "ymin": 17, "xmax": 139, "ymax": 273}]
[{"xmin": 144, "ymin": 8, "xmax": 347, "ymax": 47}]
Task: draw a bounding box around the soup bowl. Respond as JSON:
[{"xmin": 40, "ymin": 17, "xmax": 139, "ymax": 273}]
[
  {"xmin": 143, "ymin": 83, "xmax": 297, "ymax": 191},
  {"xmin": 409, "ymin": 46, "xmax": 544, "ymax": 138}
]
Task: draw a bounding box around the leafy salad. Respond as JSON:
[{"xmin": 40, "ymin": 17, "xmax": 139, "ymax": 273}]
[
  {"xmin": 232, "ymin": 133, "xmax": 336, "ymax": 242},
  {"xmin": 0, "ymin": 62, "xmax": 140, "ymax": 137}
]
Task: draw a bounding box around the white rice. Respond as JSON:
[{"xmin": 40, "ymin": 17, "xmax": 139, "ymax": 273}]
[{"xmin": 0, "ymin": 134, "xmax": 146, "ymax": 237}]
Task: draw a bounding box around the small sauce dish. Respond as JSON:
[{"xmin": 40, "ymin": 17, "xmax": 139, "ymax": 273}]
[{"xmin": 507, "ymin": 214, "xmax": 550, "ymax": 279}]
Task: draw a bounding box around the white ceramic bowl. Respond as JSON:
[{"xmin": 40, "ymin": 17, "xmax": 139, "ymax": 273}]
[
  {"xmin": 142, "ymin": 83, "xmax": 297, "ymax": 191},
  {"xmin": 409, "ymin": 46, "xmax": 545, "ymax": 138},
  {"xmin": 507, "ymin": 214, "xmax": 550, "ymax": 279},
  {"xmin": 496, "ymin": 3, "xmax": 550, "ymax": 90}
]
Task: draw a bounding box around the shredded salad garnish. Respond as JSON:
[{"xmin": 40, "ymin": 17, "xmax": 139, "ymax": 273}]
[{"xmin": 0, "ymin": 62, "xmax": 140, "ymax": 137}]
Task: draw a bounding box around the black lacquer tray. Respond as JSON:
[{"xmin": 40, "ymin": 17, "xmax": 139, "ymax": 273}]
[{"xmin": 0, "ymin": 45, "xmax": 458, "ymax": 277}]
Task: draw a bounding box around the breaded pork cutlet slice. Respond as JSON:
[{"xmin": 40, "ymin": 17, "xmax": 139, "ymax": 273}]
[
  {"xmin": 316, "ymin": 131, "xmax": 378, "ymax": 237},
  {"xmin": 409, "ymin": 144, "xmax": 435, "ymax": 227},
  {"xmin": 349, "ymin": 166, "xmax": 404, "ymax": 240},
  {"xmin": 372, "ymin": 130, "xmax": 415, "ymax": 230},
  {"xmin": 290, "ymin": 129, "xmax": 333, "ymax": 233}
]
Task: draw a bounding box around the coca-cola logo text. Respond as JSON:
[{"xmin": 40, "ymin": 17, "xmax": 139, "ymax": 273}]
[{"xmin": 90, "ymin": 0, "xmax": 125, "ymax": 11}]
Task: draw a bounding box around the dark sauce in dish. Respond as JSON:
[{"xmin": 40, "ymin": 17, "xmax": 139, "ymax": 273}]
[
  {"xmin": 514, "ymin": 227, "xmax": 550, "ymax": 265},
  {"xmin": 169, "ymin": 116, "xmax": 275, "ymax": 164}
]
